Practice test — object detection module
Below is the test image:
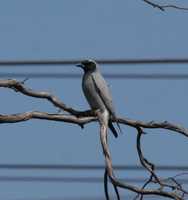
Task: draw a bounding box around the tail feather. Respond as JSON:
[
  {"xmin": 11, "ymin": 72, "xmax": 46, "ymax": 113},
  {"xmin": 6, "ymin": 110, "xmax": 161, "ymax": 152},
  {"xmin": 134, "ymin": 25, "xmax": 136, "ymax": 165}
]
[
  {"xmin": 108, "ymin": 120, "xmax": 118, "ymax": 138},
  {"xmin": 116, "ymin": 121, "xmax": 122, "ymax": 134}
]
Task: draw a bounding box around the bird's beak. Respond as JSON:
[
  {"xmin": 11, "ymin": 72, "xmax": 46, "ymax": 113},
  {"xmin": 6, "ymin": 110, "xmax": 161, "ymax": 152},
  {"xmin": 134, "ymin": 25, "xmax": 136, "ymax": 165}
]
[{"xmin": 76, "ymin": 64, "xmax": 84, "ymax": 69}]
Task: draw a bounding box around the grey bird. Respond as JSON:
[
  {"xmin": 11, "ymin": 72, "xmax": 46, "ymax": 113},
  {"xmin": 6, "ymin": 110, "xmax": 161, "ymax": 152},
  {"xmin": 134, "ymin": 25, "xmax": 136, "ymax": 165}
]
[{"xmin": 76, "ymin": 59, "xmax": 121, "ymax": 138}]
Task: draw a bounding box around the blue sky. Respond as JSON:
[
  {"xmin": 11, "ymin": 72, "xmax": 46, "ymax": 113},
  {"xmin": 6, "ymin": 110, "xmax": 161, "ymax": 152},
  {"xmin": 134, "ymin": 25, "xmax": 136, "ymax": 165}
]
[{"xmin": 0, "ymin": 0, "xmax": 188, "ymax": 199}]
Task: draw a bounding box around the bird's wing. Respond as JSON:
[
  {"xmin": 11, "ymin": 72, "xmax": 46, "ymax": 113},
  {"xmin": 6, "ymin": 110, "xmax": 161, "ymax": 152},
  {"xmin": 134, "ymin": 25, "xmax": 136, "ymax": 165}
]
[
  {"xmin": 91, "ymin": 72, "xmax": 116, "ymax": 117},
  {"xmin": 92, "ymin": 71, "xmax": 122, "ymax": 134}
]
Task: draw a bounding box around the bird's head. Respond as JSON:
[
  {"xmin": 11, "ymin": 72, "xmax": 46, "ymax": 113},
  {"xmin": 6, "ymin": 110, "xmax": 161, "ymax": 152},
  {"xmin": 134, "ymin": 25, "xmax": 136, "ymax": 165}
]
[{"xmin": 76, "ymin": 59, "xmax": 98, "ymax": 72}]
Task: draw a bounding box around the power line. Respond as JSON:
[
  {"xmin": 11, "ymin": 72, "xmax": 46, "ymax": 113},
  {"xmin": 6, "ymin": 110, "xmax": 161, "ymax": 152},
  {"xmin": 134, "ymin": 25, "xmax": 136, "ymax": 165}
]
[
  {"xmin": 0, "ymin": 164, "xmax": 187, "ymax": 171},
  {"xmin": 1, "ymin": 73, "xmax": 188, "ymax": 79},
  {"xmin": 11, "ymin": 196, "xmax": 132, "ymax": 200},
  {"xmin": 0, "ymin": 176, "xmax": 187, "ymax": 183},
  {"xmin": 0, "ymin": 58, "xmax": 188, "ymax": 66},
  {"xmin": 0, "ymin": 176, "xmax": 141, "ymax": 183},
  {"xmin": 11, "ymin": 196, "xmax": 130, "ymax": 200},
  {"xmin": 8, "ymin": 194, "xmax": 159, "ymax": 200}
]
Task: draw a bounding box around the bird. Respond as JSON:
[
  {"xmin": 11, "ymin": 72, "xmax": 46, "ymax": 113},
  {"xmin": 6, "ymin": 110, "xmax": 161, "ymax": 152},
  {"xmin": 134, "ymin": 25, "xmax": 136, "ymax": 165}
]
[{"xmin": 76, "ymin": 59, "xmax": 121, "ymax": 138}]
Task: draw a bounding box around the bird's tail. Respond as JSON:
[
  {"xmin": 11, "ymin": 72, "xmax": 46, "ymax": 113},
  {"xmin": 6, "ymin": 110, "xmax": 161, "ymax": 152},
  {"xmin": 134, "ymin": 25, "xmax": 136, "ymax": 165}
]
[
  {"xmin": 108, "ymin": 120, "xmax": 118, "ymax": 138},
  {"xmin": 116, "ymin": 120, "xmax": 122, "ymax": 134}
]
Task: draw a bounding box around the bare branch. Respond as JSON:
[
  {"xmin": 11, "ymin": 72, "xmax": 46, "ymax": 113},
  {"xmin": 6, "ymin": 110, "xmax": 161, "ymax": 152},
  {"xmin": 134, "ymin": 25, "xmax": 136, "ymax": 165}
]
[
  {"xmin": 0, "ymin": 111, "xmax": 188, "ymax": 139},
  {"xmin": 1, "ymin": 79, "xmax": 187, "ymax": 137},
  {"xmin": 135, "ymin": 127, "xmax": 187, "ymax": 198},
  {"xmin": 1, "ymin": 78, "xmax": 188, "ymax": 200},
  {"xmin": 0, "ymin": 111, "xmax": 95, "ymax": 128},
  {"xmin": 97, "ymin": 112, "xmax": 184, "ymax": 200},
  {"xmin": 0, "ymin": 79, "xmax": 93, "ymax": 117},
  {"xmin": 136, "ymin": 127, "xmax": 162, "ymax": 184},
  {"xmin": 143, "ymin": 0, "xmax": 188, "ymax": 11},
  {"xmin": 118, "ymin": 118, "xmax": 188, "ymax": 138}
]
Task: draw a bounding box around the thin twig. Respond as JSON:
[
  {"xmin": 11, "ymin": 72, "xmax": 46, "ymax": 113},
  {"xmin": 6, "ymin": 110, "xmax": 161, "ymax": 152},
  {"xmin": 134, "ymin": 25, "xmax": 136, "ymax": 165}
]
[
  {"xmin": 136, "ymin": 127, "xmax": 162, "ymax": 184},
  {"xmin": 143, "ymin": 0, "xmax": 188, "ymax": 11}
]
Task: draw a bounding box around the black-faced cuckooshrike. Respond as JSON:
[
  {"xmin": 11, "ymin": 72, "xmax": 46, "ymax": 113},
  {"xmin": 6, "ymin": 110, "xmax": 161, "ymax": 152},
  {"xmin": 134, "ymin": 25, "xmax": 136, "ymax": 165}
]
[{"xmin": 76, "ymin": 59, "xmax": 121, "ymax": 138}]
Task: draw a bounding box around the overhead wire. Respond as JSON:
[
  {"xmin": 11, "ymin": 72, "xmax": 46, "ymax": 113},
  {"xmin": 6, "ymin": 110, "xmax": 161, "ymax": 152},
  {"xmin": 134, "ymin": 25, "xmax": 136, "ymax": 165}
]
[
  {"xmin": 1, "ymin": 73, "xmax": 188, "ymax": 79},
  {"xmin": 0, "ymin": 58, "xmax": 188, "ymax": 79},
  {"xmin": 0, "ymin": 164, "xmax": 187, "ymax": 171},
  {"xmin": 0, "ymin": 58, "xmax": 188, "ymax": 66}
]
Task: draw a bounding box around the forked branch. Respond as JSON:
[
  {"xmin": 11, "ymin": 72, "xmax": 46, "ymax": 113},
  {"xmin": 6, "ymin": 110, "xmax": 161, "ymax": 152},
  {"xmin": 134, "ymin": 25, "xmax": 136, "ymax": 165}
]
[
  {"xmin": 1, "ymin": 79, "xmax": 188, "ymax": 200},
  {"xmin": 97, "ymin": 112, "xmax": 187, "ymax": 200}
]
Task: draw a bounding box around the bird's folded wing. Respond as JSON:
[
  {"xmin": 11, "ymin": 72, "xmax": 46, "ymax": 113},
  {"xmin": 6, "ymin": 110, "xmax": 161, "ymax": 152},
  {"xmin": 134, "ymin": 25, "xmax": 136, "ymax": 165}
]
[
  {"xmin": 91, "ymin": 73, "xmax": 116, "ymax": 117},
  {"xmin": 92, "ymin": 72, "xmax": 122, "ymax": 134}
]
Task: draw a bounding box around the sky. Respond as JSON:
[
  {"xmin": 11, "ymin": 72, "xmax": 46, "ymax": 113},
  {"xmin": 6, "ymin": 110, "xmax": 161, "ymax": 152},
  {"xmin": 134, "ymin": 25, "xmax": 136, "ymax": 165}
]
[{"xmin": 0, "ymin": 0, "xmax": 188, "ymax": 199}]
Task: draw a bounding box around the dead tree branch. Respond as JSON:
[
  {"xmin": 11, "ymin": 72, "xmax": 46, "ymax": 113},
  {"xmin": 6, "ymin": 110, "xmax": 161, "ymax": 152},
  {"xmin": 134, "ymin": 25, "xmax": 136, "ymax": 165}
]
[
  {"xmin": 0, "ymin": 79, "xmax": 93, "ymax": 117},
  {"xmin": 142, "ymin": 0, "xmax": 188, "ymax": 11},
  {"xmin": 1, "ymin": 112, "xmax": 188, "ymax": 139},
  {"xmin": 97, "ymin": 112, "xmax": 185, "ymax": 200},
  {"xmin": 1, "ymin": 79, "xmax": 187, "ymax": 136},
  {"xmin": 1, "ymin": 79, "xmax": 188, "ymax": 200}
]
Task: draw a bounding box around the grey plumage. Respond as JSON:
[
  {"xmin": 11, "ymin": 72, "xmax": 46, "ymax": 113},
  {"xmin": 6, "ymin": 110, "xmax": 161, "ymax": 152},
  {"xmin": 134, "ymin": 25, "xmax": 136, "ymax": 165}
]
[{"xmin": 76, "ymin": 59, "xmax": 121, "ymax": 138}]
